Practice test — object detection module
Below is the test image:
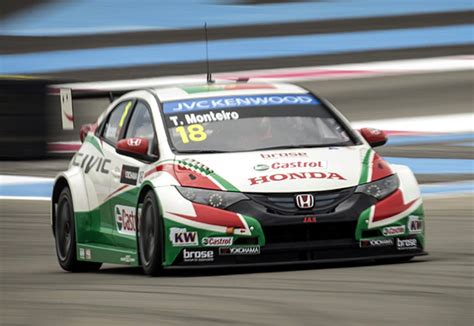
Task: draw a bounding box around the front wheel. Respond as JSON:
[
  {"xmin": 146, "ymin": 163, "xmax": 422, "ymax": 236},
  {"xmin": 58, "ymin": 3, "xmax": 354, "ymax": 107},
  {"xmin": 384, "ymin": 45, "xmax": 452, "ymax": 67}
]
[
  {"xmin": 138, "ymin": 191, "xmax": 164, "ymax": 276},
  {"xmin": 55, "ymin": 187, "xmax": 102, "ymax": 272}
]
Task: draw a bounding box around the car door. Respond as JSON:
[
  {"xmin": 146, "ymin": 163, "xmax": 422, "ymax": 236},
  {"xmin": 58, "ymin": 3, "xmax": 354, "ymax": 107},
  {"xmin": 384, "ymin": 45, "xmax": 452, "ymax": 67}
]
[
  {"xmin": 94, "ymin": 99, "xmax": 135, "ymax": 246},
  {"xmin": 108, "ymin": 100, "xmax": 159, "ymax": 249}
]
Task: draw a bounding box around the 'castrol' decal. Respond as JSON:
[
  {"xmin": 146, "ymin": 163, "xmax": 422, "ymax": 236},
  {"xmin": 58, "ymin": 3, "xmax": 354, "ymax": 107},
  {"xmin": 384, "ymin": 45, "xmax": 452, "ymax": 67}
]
[
  {"xmin": 115, "ymin": 205, "xmax": 136, "ymax": 236},
  {"xmin": 271, "ymin": 161, "xmax": 327, "ymax": 169}
]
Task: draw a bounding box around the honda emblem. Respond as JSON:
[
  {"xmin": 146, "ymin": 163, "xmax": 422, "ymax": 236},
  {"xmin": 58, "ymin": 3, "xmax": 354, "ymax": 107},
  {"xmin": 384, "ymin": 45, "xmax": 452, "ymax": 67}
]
[
  {"xmin": 295, "ymin": 194, "xmax": 315, "ymax": 209},
  {"xmin": 127, "ymin": 138, "xmax": 142, "ymax": 147}
]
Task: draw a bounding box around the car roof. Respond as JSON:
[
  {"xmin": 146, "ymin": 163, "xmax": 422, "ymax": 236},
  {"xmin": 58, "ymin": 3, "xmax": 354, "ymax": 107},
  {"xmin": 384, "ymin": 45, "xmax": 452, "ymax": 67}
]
[{"xmin": 152, "ymin": 81, "xmax": 309, "ymax": 102}]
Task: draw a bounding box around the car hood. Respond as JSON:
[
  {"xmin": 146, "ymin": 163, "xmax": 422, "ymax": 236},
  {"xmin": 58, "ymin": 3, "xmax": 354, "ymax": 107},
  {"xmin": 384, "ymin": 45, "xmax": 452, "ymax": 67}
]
[{"xmin": 174, "ymin": 146, "xmax": 373, "ymax": 193}]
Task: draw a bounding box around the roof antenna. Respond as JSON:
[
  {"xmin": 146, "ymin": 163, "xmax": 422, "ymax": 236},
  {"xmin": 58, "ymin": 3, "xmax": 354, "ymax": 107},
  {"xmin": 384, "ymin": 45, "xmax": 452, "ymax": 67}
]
[{"xmin": 204, "ymin": 22, "xmax": 214, "ymax": 84}]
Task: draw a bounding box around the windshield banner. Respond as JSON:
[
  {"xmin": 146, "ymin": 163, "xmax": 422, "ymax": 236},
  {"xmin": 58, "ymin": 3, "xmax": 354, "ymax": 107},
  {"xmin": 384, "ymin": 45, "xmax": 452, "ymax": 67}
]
[{"xmin": 163, "ymin": 94, "xmax": 319, "ymax": 114}]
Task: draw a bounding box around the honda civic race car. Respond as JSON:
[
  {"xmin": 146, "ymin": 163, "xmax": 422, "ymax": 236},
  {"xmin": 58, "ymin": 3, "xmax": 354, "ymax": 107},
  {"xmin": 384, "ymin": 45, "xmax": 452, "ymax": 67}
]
[{"xmin": 51, "ymin": 81, "xmax": 426, "ymax": 275}]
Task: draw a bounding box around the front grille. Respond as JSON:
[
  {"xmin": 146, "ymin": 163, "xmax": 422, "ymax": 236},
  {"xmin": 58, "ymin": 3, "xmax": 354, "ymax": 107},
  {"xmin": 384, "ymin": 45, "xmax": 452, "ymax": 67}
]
[
  {"xmin": 246, "ymin": 187, "xmax": 355, "ymax": 215},
  {"xmin": 264, "ymin": 221, "xmax": 357, "ymax": 244}
]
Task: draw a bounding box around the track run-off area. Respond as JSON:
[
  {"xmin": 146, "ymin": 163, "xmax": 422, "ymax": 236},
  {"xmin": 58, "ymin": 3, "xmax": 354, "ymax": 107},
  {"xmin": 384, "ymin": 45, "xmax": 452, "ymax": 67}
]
[{"xmin": 1, "ymin": 67, "xmax": 473, "ymax": 325}]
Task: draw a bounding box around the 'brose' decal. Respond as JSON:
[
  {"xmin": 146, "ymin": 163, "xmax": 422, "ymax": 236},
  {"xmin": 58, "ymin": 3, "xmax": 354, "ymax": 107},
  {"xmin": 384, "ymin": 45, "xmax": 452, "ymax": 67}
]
[
  {"xmin": 396, "ymin": 238, "xmax": 418, "ymax": 250},
  {"xmin": 183, "ymin": 249, "xmax": 214, "ymax": 262}
]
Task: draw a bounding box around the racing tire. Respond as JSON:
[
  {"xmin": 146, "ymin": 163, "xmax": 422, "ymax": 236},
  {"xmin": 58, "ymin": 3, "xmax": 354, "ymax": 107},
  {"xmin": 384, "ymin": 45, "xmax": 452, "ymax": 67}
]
[
  {"xmin": 54, "ymin": 187, "xmax": 102, "ymax": 272},
  {"xmin": 138, "ymin": 191, "xmax": 164, "ymax": 276}
]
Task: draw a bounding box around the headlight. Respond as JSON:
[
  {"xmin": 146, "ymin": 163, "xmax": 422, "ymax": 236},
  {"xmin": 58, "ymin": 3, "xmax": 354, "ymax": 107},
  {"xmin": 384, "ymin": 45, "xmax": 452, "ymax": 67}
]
[
  {"xmin": 355, "ymin": 174, "xmax": 399, "ymax": 200},
  {"xmin": 176, "ymin": 186, "xmax": 248, "ymax": 209}
]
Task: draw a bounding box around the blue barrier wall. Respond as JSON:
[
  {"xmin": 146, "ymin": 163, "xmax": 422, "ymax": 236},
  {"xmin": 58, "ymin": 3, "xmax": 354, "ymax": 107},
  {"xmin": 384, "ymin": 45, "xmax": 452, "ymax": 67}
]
[{"xmin": 2, "ymin": 0, "xmax": 473, "ymax": 36}]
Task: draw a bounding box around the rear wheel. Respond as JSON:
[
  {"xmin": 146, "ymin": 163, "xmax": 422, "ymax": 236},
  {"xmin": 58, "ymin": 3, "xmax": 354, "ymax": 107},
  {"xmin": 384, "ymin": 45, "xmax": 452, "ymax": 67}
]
[
  {"xmin": 55, "ymin": 187, "xmax": 102, "ymax": 272},
  {"xmin": 138, "ymin": 191, "xmax": 164, "ymax": 276}
]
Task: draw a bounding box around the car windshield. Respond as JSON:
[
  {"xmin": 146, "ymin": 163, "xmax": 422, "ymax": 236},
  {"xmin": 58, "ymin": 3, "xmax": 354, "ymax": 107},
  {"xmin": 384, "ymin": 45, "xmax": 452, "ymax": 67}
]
[{"xmin": 162, "ymin": 93, "xmax": 353, "ymax": 153}]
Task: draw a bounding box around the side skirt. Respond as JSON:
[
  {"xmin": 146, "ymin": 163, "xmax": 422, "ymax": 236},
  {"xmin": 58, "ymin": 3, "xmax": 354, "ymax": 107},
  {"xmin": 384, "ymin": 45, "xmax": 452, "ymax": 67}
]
[
  {"xmin": 76, "ymin": 243, "xmax": 139, "ymax": 266},
  {"xmin": 165, "ymin": 251, "xmax": 428, "ymax": 270}
]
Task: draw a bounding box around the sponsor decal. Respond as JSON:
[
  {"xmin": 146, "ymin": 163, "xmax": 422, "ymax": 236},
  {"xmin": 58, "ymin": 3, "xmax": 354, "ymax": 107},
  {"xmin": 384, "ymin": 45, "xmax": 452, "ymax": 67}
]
[
  {"xmin": 360, "ymin": 238, "xmax": 394, "ymax": 248},
  {"xmin": 249, "ymin": 171, "xmax": 346, "ymax": 185},
  {"xmin": 295, "ymin": 194, "xmax": 315, "ymax": 209},
  {"xmin": 115, "ymin": 205, "xmax": 136, "ymax": 236},
  {"xmin": 382, "ymin": 225, "xmax": 406, "ymax": 237},
  {"xmin": 219, "ymin": 246, "xmax": 260, "ymax": 255},
  {"xmin": 85, "ymin": 249, "xmax": 92, "ymax": 260},
  {"xmin": 163, "ymin": 94, "xmax": 318, "ymax": 114},
  {"xmin": 120, "ymin": 255, "xmax": 136, "ymax": 264},
  {"xmin": 169, "ymin": 228, "xmax": 198, "ymax": 246},
  {"xmin": 79, "ymin": 248, "xmax": 85, "ymax": 259},
  {"xmin": 303, "ymin": 217, "xmax": 317, "ymax": 223},
  {"xmin": 408, "ymin": 215, "xmax": 423, "ymax": 234},
  {"xmin": 183, "ymin": 249, "xmax": 214, "ymax": 262},
  {"xmin": 167, "ymin": 111, "xmax": 239, "ymax": 127},
  {"xmin": 120, "ymin": 165, "xmax": 139, "ymax": 185},
  {"xmin": 261, "ymin": 152, "xmax": 308, "ymax": 159},
  {"xmin": 271, "ymin": 161, "xmax": 327, "ymax": 169},
  {"xmin": 396, "ymin": 238, "xmax": 418, "ymax": 250},
  {"xmin": 202, "ymin": 237, "xmax": 233, "ymax": 246},
  {"xmin": 72, "ymin": 153, "xmax": 111, "ymax": 174},
  {"xmin": 253, "ymin": 164, "xmax": 270, "ymax": 171},
  {"xmin": 254, "ymin": 161, "xmax": 327, "ymax": 171}
]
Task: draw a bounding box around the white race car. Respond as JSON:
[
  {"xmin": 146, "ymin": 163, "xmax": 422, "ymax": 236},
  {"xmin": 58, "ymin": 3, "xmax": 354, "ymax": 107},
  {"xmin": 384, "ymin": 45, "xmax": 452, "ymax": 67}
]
[{"xmin": 51, "ymin": 81, "xmax": 426, "ymax": 275}]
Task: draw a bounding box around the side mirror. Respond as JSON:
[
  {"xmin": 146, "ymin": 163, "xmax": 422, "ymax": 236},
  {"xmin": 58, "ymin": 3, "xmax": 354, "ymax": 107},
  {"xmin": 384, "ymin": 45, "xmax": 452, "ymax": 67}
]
[
  {"xmin": 79, "ymin": 123, "xmax": 96, "ymax": 143},
  {"xmin": 359, "ymin": 128, "xmax": 387, "ymax": 147},
  {"xmin": 116, "ymin": 137, "xmax": 150, "ymax": 160}
]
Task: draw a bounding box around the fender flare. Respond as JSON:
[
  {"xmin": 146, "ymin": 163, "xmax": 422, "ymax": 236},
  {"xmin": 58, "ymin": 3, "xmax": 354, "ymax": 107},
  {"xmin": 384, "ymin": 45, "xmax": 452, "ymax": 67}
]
[{"xmin": 390, "ymin": 164, "xmax": 422, "ymax": 204}]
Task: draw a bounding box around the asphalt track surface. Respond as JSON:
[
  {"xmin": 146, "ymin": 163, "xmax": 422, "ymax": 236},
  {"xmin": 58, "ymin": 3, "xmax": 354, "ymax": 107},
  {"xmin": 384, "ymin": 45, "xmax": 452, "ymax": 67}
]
[{"xmin": 1, "ymin": 71, "xmax": 473, "ymax": 325}]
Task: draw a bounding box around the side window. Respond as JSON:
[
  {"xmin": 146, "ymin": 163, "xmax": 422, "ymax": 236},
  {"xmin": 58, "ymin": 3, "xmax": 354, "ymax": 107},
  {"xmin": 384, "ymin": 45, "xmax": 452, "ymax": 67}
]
[
  {"xmin": 102, "ymin": 100, "xmax": 133, "ymax": 145},
  {"xmin": 125, "ymin": 101, "xmax": 158, "ymax": 156}
]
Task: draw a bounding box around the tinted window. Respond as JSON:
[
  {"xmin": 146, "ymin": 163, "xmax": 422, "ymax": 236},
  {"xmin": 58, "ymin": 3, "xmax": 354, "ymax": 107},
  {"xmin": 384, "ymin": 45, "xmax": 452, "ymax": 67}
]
[
  {"xmin": 125, "ymin": 101, "xmax": 158, "ymax": 156},
  {"xmin": 102, "ymin": 101, "xmax": 133, "ymax": 144}
]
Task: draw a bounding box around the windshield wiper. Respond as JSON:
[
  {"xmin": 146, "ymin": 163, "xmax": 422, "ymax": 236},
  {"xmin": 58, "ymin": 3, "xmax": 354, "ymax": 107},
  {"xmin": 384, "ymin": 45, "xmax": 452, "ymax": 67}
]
[
  {"xmin": 176, "ymin": 149, "xmax": 230, "ymax": 154},
  {"xmin": 252, "ymin": 142, "xmax": 352, "ymax": 151}
]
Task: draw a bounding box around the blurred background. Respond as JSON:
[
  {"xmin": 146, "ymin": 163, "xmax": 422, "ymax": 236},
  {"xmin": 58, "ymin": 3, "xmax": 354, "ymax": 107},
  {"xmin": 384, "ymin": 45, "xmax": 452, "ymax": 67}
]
[{"xmin": 1, "ymin": 1, "xmax": 473, "ymax": 325}]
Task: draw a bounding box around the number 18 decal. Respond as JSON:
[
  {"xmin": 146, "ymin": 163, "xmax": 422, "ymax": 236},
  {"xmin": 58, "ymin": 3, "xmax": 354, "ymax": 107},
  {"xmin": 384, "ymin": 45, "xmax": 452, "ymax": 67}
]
[{"xmin": 175, "ymin": 124, "xmax": 207, "ymax": 143}]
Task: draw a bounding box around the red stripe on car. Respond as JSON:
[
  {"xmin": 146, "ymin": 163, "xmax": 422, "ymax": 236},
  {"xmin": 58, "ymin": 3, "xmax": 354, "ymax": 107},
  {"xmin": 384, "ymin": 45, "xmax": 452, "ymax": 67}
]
[
  {"xmin": 372, "ymin": 189, "xmax": 416, "ymax": 222},
  {"xmin": 170, "ymin": 203, "xmax": 245, "ymax": 228}
]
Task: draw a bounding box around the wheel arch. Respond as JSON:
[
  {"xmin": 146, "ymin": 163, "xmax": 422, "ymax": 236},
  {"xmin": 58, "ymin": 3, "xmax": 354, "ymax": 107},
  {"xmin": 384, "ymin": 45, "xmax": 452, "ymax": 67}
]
[
  {"xmin": 136, "ymin": 183, "xmax": 165, "ymax": 270},
  {"xmin": 137, "ymin": 183, "xmax": 155, "ymax": 206},
  {"xmin": 51, "ymin": 171, "xmax": 91, "ymax": 237},
  {"xmin": 51, "ymin": 176, "xmax": 69, "ymax": 236},
  {"xmin": 391, "ymin": 164, "xmax": 422, "ymax": 203}
]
